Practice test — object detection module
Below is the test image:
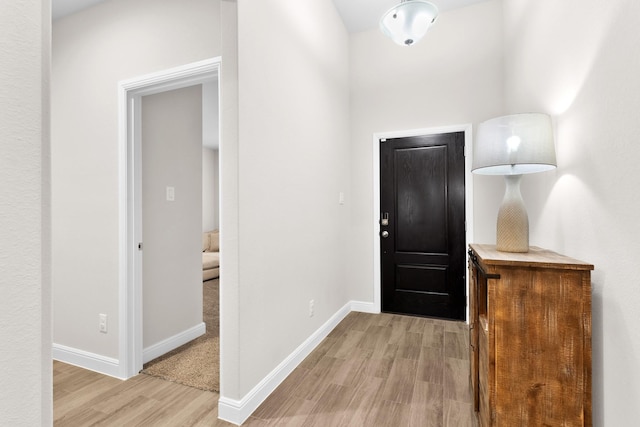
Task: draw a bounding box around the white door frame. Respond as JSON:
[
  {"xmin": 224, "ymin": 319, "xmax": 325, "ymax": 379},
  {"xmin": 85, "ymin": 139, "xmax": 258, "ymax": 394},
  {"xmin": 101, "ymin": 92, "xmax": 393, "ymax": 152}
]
[
  {"xmin": 117, "ymin": 57, "xmax": 221, "ymax": 378},
  {"xmin": 372, "ymin": 124, "xmax": 474, "ymax": 322}
]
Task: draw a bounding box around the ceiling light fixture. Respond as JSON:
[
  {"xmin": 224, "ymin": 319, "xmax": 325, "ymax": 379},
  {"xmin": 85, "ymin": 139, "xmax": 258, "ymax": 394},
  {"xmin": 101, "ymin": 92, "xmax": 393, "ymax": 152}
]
[{"xmin": 379, "ymin": 0, "xmax": 439, "ymax": 46}]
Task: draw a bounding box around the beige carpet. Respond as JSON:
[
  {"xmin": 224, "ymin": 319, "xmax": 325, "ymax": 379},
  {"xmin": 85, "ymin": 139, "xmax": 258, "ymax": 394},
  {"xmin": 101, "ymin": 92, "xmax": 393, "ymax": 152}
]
[{"xmin": 141, "ymin": 278, "xmax": 219, "ymax": 392}]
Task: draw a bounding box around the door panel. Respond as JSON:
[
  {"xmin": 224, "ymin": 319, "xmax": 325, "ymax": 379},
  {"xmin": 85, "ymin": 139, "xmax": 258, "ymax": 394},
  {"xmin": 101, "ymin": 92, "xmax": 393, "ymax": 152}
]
[
  {"xmin": 395, "ymin": 146, "xmax": 447, "ymax": 253},
  {"xmin": 380, "ymin": 132, "xmax": 466, "ymax": 320},
  {"xmin": 396, "ymin": 264, "xmax": 447, "ymax": 293}
]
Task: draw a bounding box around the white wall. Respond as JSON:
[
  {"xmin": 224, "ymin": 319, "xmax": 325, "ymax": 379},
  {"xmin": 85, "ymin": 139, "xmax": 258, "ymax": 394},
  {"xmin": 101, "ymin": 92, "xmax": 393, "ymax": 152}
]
[
  {"xmin": 348, "ymin": 0, "xmax": 504, "ymax": 303},
  {"xmin": 142, "ymin": 85, "xmax": 203, "ymax": 350},
  {"xmin": 0, "ymin": 1, "xmax": 51, "ymax": 425},
  {"xmin": 501, "ymin": 0, "xmax": 640, "ymax": 424},
  {"xmin": 203, "ymin": 147, "xmax": 219, "ymax": 232},
  {"xmin": 219, "ymin": 0, "xmax": 241, "ymax": 399},
  {"xmin": 231, "ymin": 0, "xmax": 351, "ymax": 398},
  {"xmin": 52, "ymin": 0, "xmax": 220, "ymax": 361}
]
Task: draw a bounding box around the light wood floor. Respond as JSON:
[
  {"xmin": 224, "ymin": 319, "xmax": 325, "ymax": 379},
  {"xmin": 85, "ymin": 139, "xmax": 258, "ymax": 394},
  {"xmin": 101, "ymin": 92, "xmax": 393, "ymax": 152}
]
[{"xmin": 54, "ymin": 312, "xmax": 476, "ymax": 426}]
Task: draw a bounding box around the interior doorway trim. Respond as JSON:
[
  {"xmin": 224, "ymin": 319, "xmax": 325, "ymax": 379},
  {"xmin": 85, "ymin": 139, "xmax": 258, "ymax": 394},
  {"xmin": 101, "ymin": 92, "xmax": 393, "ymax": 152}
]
[
  {"xmin": 372, "ymin": 124, "xmax": 474, "ymax": 321},
  {"xmin": 117, "ymin": 57, "xmax": 221, "ymax": 378}
]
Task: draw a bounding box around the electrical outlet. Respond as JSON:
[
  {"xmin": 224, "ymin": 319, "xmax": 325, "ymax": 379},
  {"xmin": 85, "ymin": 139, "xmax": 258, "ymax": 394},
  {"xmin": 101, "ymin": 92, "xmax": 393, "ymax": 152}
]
[
  {"xmin": 99, "ymin": 314, "xmax": 108, "ymax": 333},
  {"xmin": 309, "ymin": 300, "xmax": 315, "ymax": 317}
]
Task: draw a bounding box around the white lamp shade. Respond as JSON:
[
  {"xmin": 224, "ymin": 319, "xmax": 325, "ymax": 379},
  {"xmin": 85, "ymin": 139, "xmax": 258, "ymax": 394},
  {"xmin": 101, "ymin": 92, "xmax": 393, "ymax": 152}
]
[
  {"xmin": 379, "ymin": 1, "xmax": 438, "ymax": 46},
  {"xmin": 472, "ymin": 113, "xmax": 557, "ymax": 175}
]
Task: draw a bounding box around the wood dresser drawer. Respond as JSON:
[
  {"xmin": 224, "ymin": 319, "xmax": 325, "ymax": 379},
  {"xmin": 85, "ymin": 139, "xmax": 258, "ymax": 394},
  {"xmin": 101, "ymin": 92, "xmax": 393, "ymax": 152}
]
[{"xmin": 468, "ymin": 244, "xmax": 593, "ymax": 427}]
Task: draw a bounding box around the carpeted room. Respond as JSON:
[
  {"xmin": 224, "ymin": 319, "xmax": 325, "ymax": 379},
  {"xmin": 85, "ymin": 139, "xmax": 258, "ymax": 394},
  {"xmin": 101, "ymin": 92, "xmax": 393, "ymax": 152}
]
[
  {"xmin": 140, "ymin": 153, "xmax": 222, "ymax": 392},
  {"xmin": 142, "ymin": 277, "xmax": 220, "ymax": 392}
]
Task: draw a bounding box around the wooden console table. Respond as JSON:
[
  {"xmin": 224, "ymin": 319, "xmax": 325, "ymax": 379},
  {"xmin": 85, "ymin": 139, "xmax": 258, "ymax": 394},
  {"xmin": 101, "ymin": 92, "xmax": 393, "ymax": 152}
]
[{"xmin": 468, "ymin": 244, "xmax": 593, "ymax": 426}]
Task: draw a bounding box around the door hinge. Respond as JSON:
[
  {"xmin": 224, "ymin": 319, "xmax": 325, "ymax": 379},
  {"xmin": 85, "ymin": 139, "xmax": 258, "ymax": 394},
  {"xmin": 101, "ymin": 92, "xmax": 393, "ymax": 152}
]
[{"xmin": 380, "ymin": 138, "xmax": 387, "ymax": 143}]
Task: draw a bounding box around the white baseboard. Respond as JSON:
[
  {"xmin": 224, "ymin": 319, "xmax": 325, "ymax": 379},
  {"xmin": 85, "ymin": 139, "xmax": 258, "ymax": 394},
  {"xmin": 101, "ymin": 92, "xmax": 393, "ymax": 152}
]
[
  {"xmin": 53, "ymin": 343, "xmax": 123, "ymax": 379},
  {"xmin": 350, "ymin": 300, "xmax": 379, "ymax": 314},
  {"xmin": 54, "ymin": 322, "xmax": 207, "ymax": 380},
  {"xmin": 218, "ymin": 301, "xmax": 373, "ymax": 425},
  {"xmin": 143, "ymin": 322, "xmax": 206, "ymax": 364}
]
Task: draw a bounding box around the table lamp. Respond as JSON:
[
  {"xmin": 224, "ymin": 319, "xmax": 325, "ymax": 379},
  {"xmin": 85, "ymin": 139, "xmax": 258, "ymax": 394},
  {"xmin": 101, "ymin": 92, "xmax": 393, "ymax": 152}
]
[{"xmin": 472, "ymin": 113, "xmax": 557, "ymax": 252}]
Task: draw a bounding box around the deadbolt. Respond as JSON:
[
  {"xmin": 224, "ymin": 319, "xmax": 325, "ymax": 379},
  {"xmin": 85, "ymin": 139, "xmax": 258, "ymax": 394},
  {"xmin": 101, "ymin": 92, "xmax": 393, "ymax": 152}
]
[
  {"xmin": 381, "ymin": 212, "xmax": 389, "ymax": 226},
  {"xmin": 381, "ymin": 231, "xmax": 389, "ymax": 238}
]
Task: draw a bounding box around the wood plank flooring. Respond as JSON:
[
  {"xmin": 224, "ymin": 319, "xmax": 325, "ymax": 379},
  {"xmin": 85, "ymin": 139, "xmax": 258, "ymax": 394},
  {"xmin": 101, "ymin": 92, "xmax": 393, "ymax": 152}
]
[
  {"xmin": 54, "ymin": 312, "xmax": 476, "ymax": 426},
  {"xmin": 54, "ymin": 361, "xmax": 225, "ymax": 426}
]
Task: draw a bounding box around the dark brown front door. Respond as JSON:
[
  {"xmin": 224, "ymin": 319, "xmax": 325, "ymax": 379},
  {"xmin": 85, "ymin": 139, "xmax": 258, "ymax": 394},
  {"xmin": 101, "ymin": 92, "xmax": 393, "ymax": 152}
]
[{"xmin": 380, "ymin": 132, "xmax": 466, "ymax": 321}]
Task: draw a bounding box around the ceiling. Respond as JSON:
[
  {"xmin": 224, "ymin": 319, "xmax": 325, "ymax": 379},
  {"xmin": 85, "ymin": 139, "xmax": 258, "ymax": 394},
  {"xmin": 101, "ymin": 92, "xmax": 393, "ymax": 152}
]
[
  {"xmin": 52, "ymin": 0, "xmax": 106, "ymax": 21},
  {"xmin": 53, "ymin": 0, "xmax": 489, "ymax": 31},
  {"xmin": 332, "ymin": 0, "xmax": 490, "ymax": 33}
]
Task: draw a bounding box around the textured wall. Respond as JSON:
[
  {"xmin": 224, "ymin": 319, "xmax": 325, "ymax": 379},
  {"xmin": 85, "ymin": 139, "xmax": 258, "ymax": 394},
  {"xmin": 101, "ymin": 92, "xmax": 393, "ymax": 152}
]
[
  {"xmin": 0, "ymin": 1, "xmax": 51, "ymax": 425},
  {"xmin": 502, "ymin": 0, "xmax": 640, "ymax": 424}
]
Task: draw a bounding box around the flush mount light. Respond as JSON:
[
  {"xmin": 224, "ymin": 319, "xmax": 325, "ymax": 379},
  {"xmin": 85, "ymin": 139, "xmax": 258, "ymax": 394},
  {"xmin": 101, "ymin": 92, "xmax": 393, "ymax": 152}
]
[{"xmin": 379, "ymin": 0, "xmax": 439, "ymax": 46}]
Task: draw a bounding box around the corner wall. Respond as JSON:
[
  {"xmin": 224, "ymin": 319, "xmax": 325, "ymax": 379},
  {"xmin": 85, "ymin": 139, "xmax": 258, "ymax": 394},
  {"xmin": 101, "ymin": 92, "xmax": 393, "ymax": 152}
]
[
  {"xmin": 231, "ymin": 0, "xmax": 351, "ymax": 401},
  {"xmin": 0, "ymin": 1, "xmax": 51, "ymax": 424},
  {"xmin": 219, "ymin": 0, "xmax": 241, "ymax": 402},
  {"xmin": 501, "ymin": 0, "xmax": 640, "ymax": 424}
]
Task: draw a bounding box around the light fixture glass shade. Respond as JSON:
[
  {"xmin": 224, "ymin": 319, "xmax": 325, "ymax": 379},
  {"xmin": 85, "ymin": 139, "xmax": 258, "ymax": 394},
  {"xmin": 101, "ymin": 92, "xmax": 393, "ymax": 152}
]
[
  {"xmin": 472, "ymin": 113, "xmax": 557, "ymax": 175},
  {"xmin": 379, "ymin": 0, "xmax": 438, "ymax": 46}
]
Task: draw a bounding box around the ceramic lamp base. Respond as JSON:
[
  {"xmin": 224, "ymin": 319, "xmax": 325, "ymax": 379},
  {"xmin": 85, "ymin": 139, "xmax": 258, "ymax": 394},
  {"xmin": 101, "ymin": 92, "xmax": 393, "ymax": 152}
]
[{"xmin": 496, "ymin": 175, "xmax": 529, "ymax": 253}]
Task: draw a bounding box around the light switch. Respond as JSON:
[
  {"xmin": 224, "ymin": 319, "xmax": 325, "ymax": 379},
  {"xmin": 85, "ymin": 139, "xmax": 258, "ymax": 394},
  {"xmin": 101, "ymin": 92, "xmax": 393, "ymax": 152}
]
[
  {"xmin": 339, "ymin": 192, "xmax": 345, "ymax": 205},
  {"xmin": 166, "ymin": 186, "xmax": 175, "ymax": 201}
]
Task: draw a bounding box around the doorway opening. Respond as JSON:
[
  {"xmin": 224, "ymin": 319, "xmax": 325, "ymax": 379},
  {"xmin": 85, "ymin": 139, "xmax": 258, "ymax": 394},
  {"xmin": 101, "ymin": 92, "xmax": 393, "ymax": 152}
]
[
  {"xmin": 118, "ymin": 58, "xmax": 221, "ymax": 379},
  {"xmin": 372, "ymin": 125, "xmax": 474, "ymax": 322}
]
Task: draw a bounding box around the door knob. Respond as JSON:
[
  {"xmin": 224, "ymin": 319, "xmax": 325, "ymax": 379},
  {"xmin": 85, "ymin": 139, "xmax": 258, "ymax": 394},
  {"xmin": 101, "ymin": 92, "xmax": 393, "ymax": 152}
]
[{"xmin": 381, "ymin": 231, "xmax": 389, "ymax": 238}]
